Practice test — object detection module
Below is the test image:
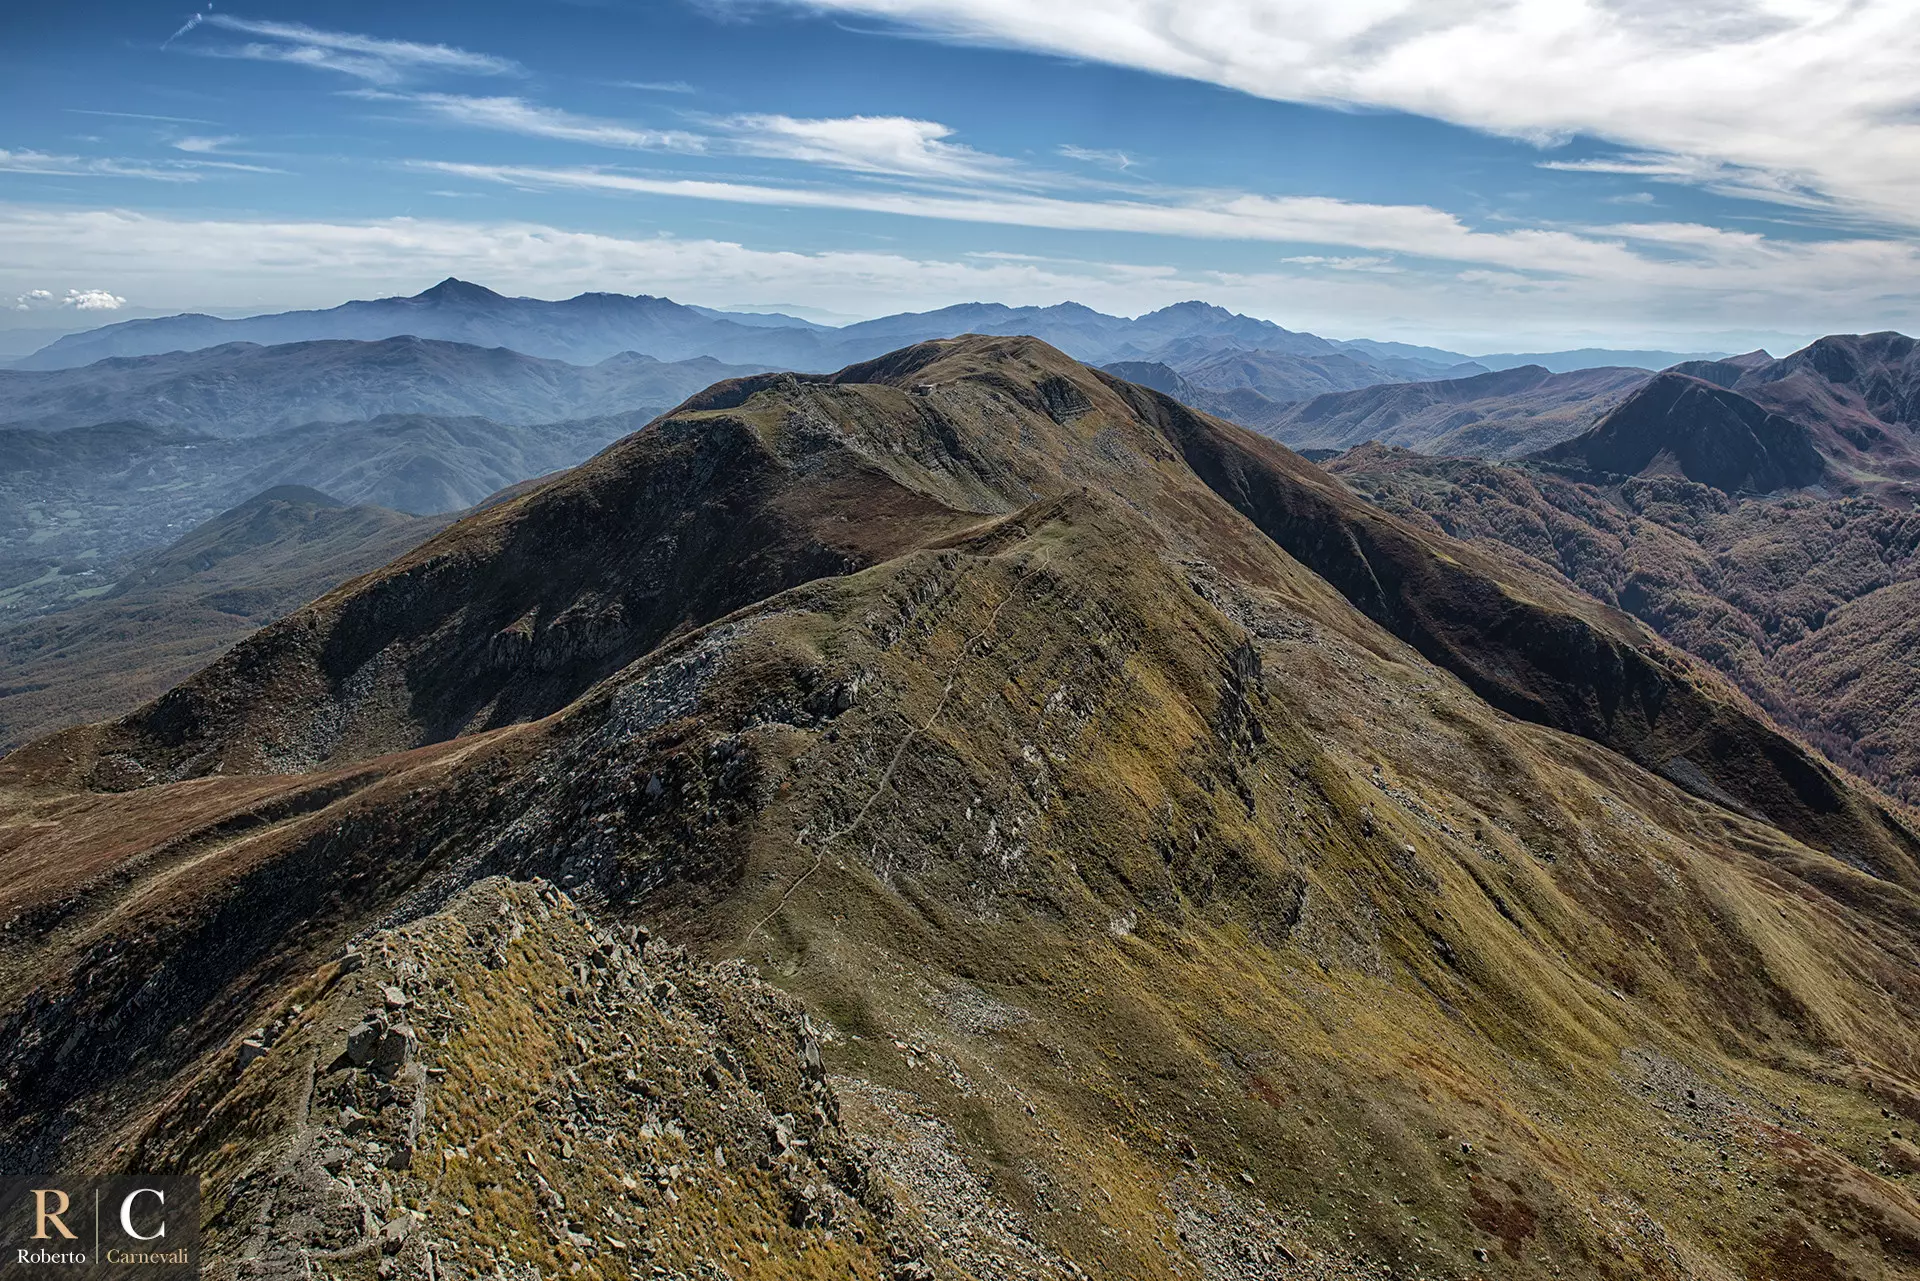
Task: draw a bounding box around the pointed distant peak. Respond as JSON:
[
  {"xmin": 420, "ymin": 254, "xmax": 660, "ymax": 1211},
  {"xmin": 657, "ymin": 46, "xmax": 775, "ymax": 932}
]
[
  {"xmin": 416, "ymin": 278, "xmax": 504, "ymax": 304},
  {"xmin": 1150, "ymin": 300, "xmax": 1236, "ymax": 318},
  {"xmin": 240, "ymin": 484, "xmax": 348, "ymax": 510}
]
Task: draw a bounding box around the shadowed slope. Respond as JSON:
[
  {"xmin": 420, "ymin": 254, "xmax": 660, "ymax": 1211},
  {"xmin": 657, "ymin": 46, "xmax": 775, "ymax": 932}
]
[
  {"xmin": 1260, "ymin": 363, "xmax": 1651, "ymax": 458},
  {"xmin": 1534, "ymin": 372, "xmax": 1829, "ymax": 494}
]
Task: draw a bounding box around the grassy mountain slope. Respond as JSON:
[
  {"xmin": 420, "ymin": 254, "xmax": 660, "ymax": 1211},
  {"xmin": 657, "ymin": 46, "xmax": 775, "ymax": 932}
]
[
  {"xmin": 1327, "ymin": 445, "xmax": 1920, "ymax": 808},
  {"xmin": 4, "ymin": 337, "xmax": 1920, "ymax": 1280}
]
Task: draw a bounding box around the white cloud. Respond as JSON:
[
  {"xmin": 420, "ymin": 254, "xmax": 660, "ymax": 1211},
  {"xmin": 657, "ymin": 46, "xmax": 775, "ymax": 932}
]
[
  {"xmin": 12, "ymin": 286, "xmax": 125, "ymax": 312},
  {"xmin": 189, "ymin": 15, "xmax": 520, "ymax": 84},
  {"xmin": 0, "ymin": 148, "xmax": 202, "ymax": 182},
  {"xmin": 173, "ymin": 135, "xmax": 238, "ymax": 153},
  {"xmin": 68, "ymin": 109, "xmax": 218, "ymax": 125},
  {"xmin": 417, "ymin": 160, "xmax": 1646, "ymax": 278},
  {"xmin": 0, "ymin": 146, "xmax": 282, "ymax": 182},
  {"xmin": 723, "ymin": 114, "xmax": 1012, "ymax": 181},
  {"xmin": 1058, "ymin": 145, "xmax": 1137, "ymax": 171},
  {"xmin": 63, "ymin": 288, "xmax": 126, "ymax": 311},
  {"xmin": 769, "ymin": 0, "xmax": 1920, "ymax": 226},
  {"xmin": 380, "ymin": 95, "xmax": 1005, "ymax": 181},
  {"xmin": 2, "ymin": 203, "xmax": 1914, "ymax": 350},
  {"xmin": 392, "ymin": 94, "xmax": 705, "ymax": 151}
]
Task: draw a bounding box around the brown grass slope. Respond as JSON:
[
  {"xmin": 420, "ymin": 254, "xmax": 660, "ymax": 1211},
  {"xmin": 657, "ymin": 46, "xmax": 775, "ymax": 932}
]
[
  {"xmin": 1328, "ymin": 447, "xmax": 1920, "ymax": 810},
  {"xmin": 5, "ymin": 336, "xmax": 1920, "ymax": 1278},
  {"xmin": 1262, "ymin": 365, "xmax": 1650, "ymax": 459}
]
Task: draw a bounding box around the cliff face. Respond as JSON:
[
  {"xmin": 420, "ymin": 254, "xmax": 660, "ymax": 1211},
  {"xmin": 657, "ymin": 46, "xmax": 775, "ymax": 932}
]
[{"xmin": 6, "ymin": 336, "xmax": 1920, "ymax": 1280}]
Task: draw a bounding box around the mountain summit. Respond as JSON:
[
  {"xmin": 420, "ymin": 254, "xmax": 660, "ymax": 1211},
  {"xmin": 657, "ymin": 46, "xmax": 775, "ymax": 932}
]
[
  {"xmin": 413, "ymin": 276, "xmax": 507, "ymax": 305},
  {"xmin": 5, "ymin": 336, "xmax": 1920, "ymax": 1278}
]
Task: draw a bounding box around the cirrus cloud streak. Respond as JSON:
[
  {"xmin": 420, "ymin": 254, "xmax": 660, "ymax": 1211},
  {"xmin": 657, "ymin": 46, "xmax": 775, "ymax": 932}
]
[{"xmin": 769, "ymin": 0, "xmax": 1920, "ymax": 225}]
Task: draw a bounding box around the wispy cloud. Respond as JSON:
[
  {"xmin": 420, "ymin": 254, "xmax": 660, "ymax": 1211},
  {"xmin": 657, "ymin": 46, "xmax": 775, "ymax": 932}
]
[
  {"xmin": 0, "ymin": 145, "xmax": 282, "ymax": 180},
  {"xmin": 1058, "ymin": 144, "xmax": 1136, "ymax": 172},
  {"xmin": 769, "ymin": 0, "xmax": 1920, "ymax": 228},
  {"xmin": 0, "ymin": 148, "xmax": 202, "ymax": 182},
  {"xmin": 182, "ymin": 15, "xmax": 521, "ymax": 84},
  {"xmin": 377, "ymin": 92, "xmax": 1012, "ymax": 183},
  {"xmin": 415, "ymin": 159, "xmax": 1645, "ymax": 279},
  {"xmin": 162, "ymin": 9, "xmax": 207, "ymax": 48},
  {"xmin": 387, "ymin": 94, "xmax": 705, "ymax": 151},
  {"xmin": 172, "ymin": 135, "xmax": 238, "ymax": 153},
  {"xmin": 68, "ymin": 108, "xmax": 218, "ymax": 125},
  {"xmin": 1538, "ymin": 152, "xmax": 1833, "ymax": 212},
  {"xmin": 721, "ymin": 114, "xmax": 1013, "ymax": 181},
  {"xmin": 615, "ymin": 80, "xmax": 697, "ymax": 94}
]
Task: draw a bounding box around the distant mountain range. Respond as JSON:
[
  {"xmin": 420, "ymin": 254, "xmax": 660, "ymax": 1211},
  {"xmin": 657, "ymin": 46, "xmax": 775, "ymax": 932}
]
[
  {"xmin": 0, "ymin": 335, "xmax": 761, "ymax": 435},
  {"xmin": 1473, "ymin": 347, "xmax": 1730, "ymax": 373},
  {"xmin": 16, "ymin": 277, "xmax": 1716, "ymax": 387},
  {"xmin": 1256, "ymin": 364, "xmax": 1654, "ymax": 457},
  {"xmin": 1531, "ymin": 335, "xmax": 1918, "ymax": 498},
  {"xmin": 1256, "ymin": 332, "xmax": 1920, "ymax": 504},
  {"xmin": 0, "ymin": 406, "xmax": 652, "ymax": 624},
  {"xmin": 13, "ymin": 280, "xmax": 1451, "ymax": 374}
]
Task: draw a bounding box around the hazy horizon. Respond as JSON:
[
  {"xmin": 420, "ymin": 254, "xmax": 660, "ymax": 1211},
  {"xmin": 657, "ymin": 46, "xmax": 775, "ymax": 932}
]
[
  {"xmin": 0, "ymin": 276, "xmax": 1814, "ymax": 362},
  {"xmin": 8, "ymin": 1, "xmax": 1919, "ymax": 355}
]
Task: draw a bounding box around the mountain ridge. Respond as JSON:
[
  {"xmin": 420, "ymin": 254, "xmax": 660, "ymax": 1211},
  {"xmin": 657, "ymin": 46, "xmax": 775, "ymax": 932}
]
[
  {"xmin": 1520, "ymin": 334, "xmax": 1920, "ymax": 499},
  {"xmin": 32, "ymin": 278, "xmax": 1735, "ymax": 395},
  {"xmin": 0, "ymin": 335, "xmax": 763, "ymax": 434},
  {"xmin": 6, "ymin": 335, "xmax": 1920, "ymax": 1279}
]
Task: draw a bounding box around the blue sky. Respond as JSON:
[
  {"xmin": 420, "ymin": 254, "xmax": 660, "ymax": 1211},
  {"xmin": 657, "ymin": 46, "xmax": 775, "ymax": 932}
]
[{"xmin": 3, "ymin": 0, "xmax": 1918, "ymax": 351}]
